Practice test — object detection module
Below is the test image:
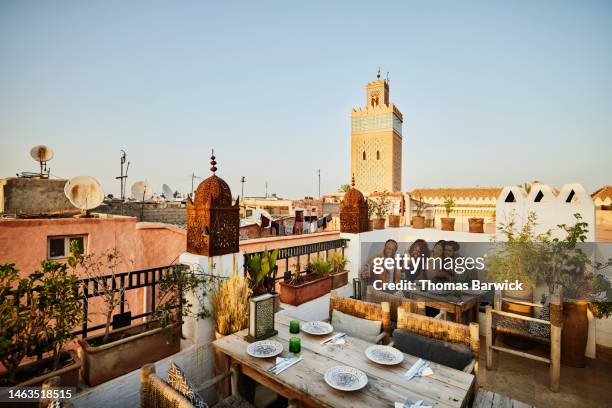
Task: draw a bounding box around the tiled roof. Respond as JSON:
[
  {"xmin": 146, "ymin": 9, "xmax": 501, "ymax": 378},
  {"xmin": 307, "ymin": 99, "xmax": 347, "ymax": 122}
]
[
  {"xmin": 591, "ymin": 185, "xmax": 612, "ymax": 200},
  {"xmin": 410, "ymin": 187, "xmax": 502, "ymax": 200}
]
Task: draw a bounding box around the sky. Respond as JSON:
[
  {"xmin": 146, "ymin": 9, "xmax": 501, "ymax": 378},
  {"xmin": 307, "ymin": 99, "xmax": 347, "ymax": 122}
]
[{"xmin": 1, "ymin": 1, "xmax": 611, "ymax": 199}]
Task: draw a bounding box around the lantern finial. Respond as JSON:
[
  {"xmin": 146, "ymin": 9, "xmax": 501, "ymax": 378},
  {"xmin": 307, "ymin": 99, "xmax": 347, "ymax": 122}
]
[{"xmin": 210, "ymin": 149, "xmax": 217, "ymax": 174}]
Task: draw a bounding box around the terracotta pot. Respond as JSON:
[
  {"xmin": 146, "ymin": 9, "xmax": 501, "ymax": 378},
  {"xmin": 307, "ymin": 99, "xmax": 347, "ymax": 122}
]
[
  {"xmin": 79, "ymin": 321, "xmax": 181, "ymax": 386},
  {"xmin": 562, "ymin": 301, "xmax": 589, "ymax": 367},
  {"xmin": 279, "ymin": 275, "xmax": 332, "ymax": 306},
  {"xmin": 441, "ymin": 217, "xmax": 455, "ymax": 231},
  {"xmin": 330, "ymin": 270, "xmax": 349, "ymax": 289},
  {"xmin": 412, "ymin": 215, "xmax": 425, "ymax": 229},
  {"xmin": 388, "ymin": 215, "xmax": 400, "ymax": 228},
  {"xmin": 373, "ymin": 218, "xmax": 386, "ymax": 229},
  {"xmin": 468, "ymin": 218, "xmax": 484, "ymax": 233},
  {"xmin": 0, "ymin": 350, "xmax": 80, "ymax": 408}
]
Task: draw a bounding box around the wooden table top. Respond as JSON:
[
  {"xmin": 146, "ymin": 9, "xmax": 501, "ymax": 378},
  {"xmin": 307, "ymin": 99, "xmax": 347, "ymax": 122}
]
[{"xmin": 213, "ymin": 314, "xmax": 475, "ymax": 408}]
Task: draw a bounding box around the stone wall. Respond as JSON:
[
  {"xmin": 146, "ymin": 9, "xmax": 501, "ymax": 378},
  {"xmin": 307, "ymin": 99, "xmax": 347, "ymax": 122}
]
[
  {"xmin": 95, "ymin": 201, "xmax": 187, "ymax": 225},
  {"xmin": 0, "ymin": 177, "xmax": 75, "ymax": 215}
]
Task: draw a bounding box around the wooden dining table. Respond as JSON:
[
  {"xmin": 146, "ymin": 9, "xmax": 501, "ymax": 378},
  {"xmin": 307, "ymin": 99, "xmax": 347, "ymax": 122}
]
[{"xmin": 213, "ymin": 314, "xmax": 476, "ymax": 408}]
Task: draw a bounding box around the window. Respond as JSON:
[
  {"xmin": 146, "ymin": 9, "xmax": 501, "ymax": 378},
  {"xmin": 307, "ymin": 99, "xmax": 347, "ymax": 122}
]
[
  {"xmin": 362, "ymin": 151, "xmax": 366, "ymax": 160},
  {"xmin": 376, "ymin": 150, "xmax": 380, "ymax": 160},
  {"xmin": 47, "ymin": 235, "xmax": 86, "ymax": 259}
]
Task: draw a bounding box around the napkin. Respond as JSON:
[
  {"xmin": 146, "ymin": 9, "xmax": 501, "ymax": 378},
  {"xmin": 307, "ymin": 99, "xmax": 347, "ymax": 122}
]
[
  {"xmin": 394, "ymin": 402, "xmax": 433, "ymax": 408},
  {"xmin": 404, "ymin": 359, "xmax": 433, "ymax": 380}
]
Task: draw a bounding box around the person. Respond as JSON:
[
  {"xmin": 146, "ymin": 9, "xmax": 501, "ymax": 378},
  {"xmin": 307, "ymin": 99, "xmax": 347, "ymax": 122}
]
[
  {"xmin": 403, "ymin": 239, "xmax": 430, "ymax": 281},
  {"xmin": 360, "ymin": 239, "xmax": 401, "ymax": 286},
  {"xmin": 424, "ymin": 240, "xmax": 446, "ymax": 280}
]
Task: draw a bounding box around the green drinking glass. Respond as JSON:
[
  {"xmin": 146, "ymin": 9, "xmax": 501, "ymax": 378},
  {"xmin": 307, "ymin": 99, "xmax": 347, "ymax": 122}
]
[
  {"xmin": 289, "ymin": 337, "xmax": 301, "ymax": 354},
  {"xmin": 289, "ymin": 320, "xmax": 300, "ymax": 334}
]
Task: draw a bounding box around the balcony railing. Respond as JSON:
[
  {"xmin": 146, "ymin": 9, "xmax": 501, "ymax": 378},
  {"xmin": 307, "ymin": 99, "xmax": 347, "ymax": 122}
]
[
  {"xmin": 243, "ymin": 238, "xmax": 349, "ymax": 282},
  {"xmin": 72, "ymin": 265, "xmax": 180, "ymax": 338}
]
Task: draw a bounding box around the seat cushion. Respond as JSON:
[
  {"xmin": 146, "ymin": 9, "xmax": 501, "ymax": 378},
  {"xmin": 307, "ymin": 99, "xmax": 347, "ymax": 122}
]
[
  {"xmin": 167, "ymin": 361, "xmax": 209, "ymax": 408},
  {"xmin": 331, "ymin": 309, "xmax": 382, "ymax": 343},
  {"xmin": 392, "ymin": 329, "xmax": 473, "ymax": 370}
]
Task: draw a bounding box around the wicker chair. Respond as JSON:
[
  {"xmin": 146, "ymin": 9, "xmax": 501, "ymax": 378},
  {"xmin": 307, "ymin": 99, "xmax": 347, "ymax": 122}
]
[
  {"xmin": 365, "ymin": 286, "xmax": 418, "ymax": 322},
  {"xmin": 329, "ymin": 290, "xmax": 391, "ymax": 343},
  {"xmin": 396, "ymin": 306, "xmax": 480, "ymax": 373},
  {"xmin": 140, "ymin": 363, "xmax": 255, "ymax": 408},
  {"xmin": 485, "ymin": 291, "xmax": 562, "ymax": 392}
]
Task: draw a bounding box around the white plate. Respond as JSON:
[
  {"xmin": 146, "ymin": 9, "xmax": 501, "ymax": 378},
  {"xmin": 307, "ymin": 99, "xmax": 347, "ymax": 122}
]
[
  {"xmin": 246, "ymin": 340, "xmax": 283, "ymax": 358},
  {"xmin": 324, "ymin": 366, "xmax": 368, "ymax": 391},
  {"xmin": 364, "ymin": 345, "xmax": 404, "ymax": 365},
  {"xmin": 302, "ymin": 321, "xmax": 334, "ymax": 336}
]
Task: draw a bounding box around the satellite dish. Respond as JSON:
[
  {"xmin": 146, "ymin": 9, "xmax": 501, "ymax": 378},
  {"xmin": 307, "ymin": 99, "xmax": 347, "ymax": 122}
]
[
  {"xmin": 162, "ymin": 184, "xmax": 174, "ymax": 200},
  {"xmin": 64, "ymin": 176, "xmax": 105, "ymax": 211},
  {"xmin": 30, "ymin": 145, "xmax": 54, "ymax": 177},
  {"xmin": 131, "ymin": 181, "xmax": 153, "ymax": 201}
]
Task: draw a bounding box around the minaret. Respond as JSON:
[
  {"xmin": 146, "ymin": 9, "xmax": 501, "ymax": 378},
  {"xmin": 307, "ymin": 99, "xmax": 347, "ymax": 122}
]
[{"xmin": 350, "ymin": 69, "xmax": 403, "ymax": 193}]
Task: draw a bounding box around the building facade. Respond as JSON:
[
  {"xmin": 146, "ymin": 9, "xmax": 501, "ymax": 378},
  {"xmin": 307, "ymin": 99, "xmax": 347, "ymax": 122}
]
[{"xmin": 351, "ymin": 73, "xmax": 403, "ymax": 194}]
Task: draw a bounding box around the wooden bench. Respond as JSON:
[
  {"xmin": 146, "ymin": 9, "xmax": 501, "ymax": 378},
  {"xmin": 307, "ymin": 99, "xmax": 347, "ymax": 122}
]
[{"xmin": 472, "ymin": 388, "xmax": 534, "ymax": 408}]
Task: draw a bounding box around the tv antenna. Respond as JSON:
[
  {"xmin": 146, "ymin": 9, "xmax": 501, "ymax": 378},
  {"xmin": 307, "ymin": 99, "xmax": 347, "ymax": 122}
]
[
  {"xmin": 29, "ymin": 145, "xmax": 54, "ymax": 178},
  {"xmin": 64, "ymin": 176, "xmax": 105, "ymax": 216},
  {"xmin": 115, "ymin": 150, "xmax": 130, "ymax": 201}
]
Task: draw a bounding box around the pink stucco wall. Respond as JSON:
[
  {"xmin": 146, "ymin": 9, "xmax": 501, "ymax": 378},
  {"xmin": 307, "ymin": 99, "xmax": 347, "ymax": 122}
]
[{"xmin": 0, "ymin": 215, "xmax": 186, "ymax": 275}]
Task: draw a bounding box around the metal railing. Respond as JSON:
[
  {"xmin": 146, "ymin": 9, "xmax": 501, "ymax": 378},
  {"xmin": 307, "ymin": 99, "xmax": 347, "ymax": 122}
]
[
  {"xmin": 243, "ymin": 238, "xmax": 349, "ymax": 282},
  {"xmin": 72, "ymin": 265, "xmax": 179, "ymax": 338}
]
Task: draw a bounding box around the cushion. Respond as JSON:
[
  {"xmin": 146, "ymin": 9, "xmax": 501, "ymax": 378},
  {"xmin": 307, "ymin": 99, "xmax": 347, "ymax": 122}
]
[
  {"xmin": 392, "ymin": 329, "xmax": 473, "ymax": 370},
  {"xmin": 167, "ymin": 361, "xmax": 208, "ymax": 408},
  {"xmin": 331, "ymin": 309, "xmax": 382, "ymax": 343}
]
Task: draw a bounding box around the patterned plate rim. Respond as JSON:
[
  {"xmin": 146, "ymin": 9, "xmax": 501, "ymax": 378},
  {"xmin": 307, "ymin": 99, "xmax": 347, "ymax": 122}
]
[
  {"xmin": 324, "ymin": 365, "xmax": 368, "ymax": 391},
  {"xmin": 302, "ymin": 321, "xmax": 334, "ymax": 335},
  {"xmin": 246, "ymin": 340, "xmax": 284, "ymax": 358},
  {"xmin": 364, "ymin": 345, "xmax": 404, "ymax": 365}
]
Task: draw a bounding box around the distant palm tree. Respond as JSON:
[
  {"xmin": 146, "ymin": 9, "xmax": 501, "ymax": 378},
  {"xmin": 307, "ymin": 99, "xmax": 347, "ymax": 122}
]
[
  {"xmin": 339, "ymin": 184, "xmax": 350, "ymax": 193},
  {"xmin": 520, "ymin": 182, "xmax": 533, "ymax": 194}
]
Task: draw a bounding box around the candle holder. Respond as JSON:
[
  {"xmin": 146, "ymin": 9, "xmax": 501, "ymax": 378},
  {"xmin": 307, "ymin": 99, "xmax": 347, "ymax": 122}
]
[
  {"xmin": 289, "ymin": 337, "xmax": 301, "ymax": 354},
  {"xmin": 289, "ymin": 320, "xmax": 300, "ymax": 334},
  {"xmin": 245, "ymin": 293, "xmax": 279, "ymax": 342}
]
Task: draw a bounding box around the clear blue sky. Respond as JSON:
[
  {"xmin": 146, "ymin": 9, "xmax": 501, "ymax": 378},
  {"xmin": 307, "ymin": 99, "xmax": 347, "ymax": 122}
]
[{"xmin": 1, "ymin": 1, "xmax": 611, "ymax": 198}]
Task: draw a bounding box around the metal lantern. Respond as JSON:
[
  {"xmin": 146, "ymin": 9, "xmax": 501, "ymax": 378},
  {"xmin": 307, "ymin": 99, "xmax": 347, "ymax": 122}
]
[{"xmin": 246, "ymin": 293, "xmax": 278, "ymax": 342}]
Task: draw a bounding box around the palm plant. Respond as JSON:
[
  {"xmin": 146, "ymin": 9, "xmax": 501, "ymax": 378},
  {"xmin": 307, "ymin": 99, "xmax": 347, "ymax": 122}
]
[
  {"xmin": 246, "ymin": 248, "xmax": 278, "ymax": 296},
  {"xmin": 443, "ymin": 197, "xmax": 455, "ymax": 218}
]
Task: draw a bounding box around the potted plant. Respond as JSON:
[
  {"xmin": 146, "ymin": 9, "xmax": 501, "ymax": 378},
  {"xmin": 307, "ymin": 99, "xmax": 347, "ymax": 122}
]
[
  {"xmin": 441, "ymin": 197, "xmax": 455, "ymax": 231},
  {"xmin": 246, "ymin": 249, "xmax": 279, "ymax": 311},
  {"xmin": 329, "ymin": 252, "xmax": 349, "ymax": 289},
  {"xmin": 412, "ymin": 193, "xmax": 431, "ymax": 229},
  {"xmin": 370, "ymin": 191, "xmax": 391, "ymax": 229},
  {"xmin": 468, "ymin": 217, "xmax": 484, "ymax": 233},
  {"xmin": 0, "ymin": 261, "xmax": 83, "ymax": 390},
  {"xmin": 279, "ymin": 260, "xmax": 332, "ymax": 306},
  {"xmin": 210, "ymin": 272, "xmax": 250, "ymax": 338},
  {"xmin": 75, "ymin": 245, "xmax": 208, "ymax": 386},
  {"xmin": 488, "ymin": 212, "xmax": 612, "ymax": 365}
]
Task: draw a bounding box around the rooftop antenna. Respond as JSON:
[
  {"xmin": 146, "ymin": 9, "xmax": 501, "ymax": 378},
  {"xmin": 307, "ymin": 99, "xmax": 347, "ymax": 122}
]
[
  {"xmin": 240, "ymin": 176, "xmax": 246, "ymax": 202},
  {"xmin": 317, "ymin": 169, "xmax": 321, "ymax": 198},
  {"xmin": 64, "ymin": 176, "xmax": 105, "ymax": 216},
  {"xmin": 265, "ymin": 181, "xmax": 268, "ymax": 198},
  {"xmin": 386, "ymin": 71, "xmax": 390, "ymax": 83},
  {"xmin": 131, "ymin": 181, "xmax": 153, "ymax": 221},
  {"xmin": 115, "ymin": 150, "xmax": 130, "ymax": 201},
  {"xmin": 30, "ymin": 145, "xmax": 54, "ymax": 178},
  {"xmin": 191, "ymin": 173, "xmax": 202, "ymax": 196},
  {"xmin": 377, "ymin": 66, "xmax": 381, "ymax": 79},
  {"xmin": 162, "ymin": 184, "xmax": 174, "ymax": 200}
]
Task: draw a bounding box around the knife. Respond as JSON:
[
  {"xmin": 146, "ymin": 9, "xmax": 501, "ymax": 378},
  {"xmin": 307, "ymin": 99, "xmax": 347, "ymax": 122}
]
[
  {"xmin": 321, "ymin": 332, "xmax": 346, "ymax": 345},
  {"xmin": 269, "ymin": 356, "xmax": 302, "ymax": 375}
]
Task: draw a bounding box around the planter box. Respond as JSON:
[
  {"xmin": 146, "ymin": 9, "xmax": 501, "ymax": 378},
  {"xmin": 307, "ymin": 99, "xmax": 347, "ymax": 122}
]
[
  {"xmin": 79, "ymin": 321, "xmax": 181, "ymax": 386},
  {"xmin": 0, "ymin": 350, "xmax": 80, "ymax": 408},
  {"xmin": 330, "ymin": 270, "xmax": 349, "ymax": 289},
  {"xmin": 279, "ymin": 275, "xmax": 332, "ymax": 306},
  {"xmin": 388, "ymin": 215, "xmax": 400, "ymax": 228}
]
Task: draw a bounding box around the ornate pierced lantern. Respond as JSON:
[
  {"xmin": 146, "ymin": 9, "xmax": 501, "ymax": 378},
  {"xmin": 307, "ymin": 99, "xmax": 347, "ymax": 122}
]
[
  {"xmin": 339, "ymin": 175, "xmax": 370, "ymax": 233},
  {"xmin": 187, "ymin": 151, "xmax": 239, "ymax": 256}
]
